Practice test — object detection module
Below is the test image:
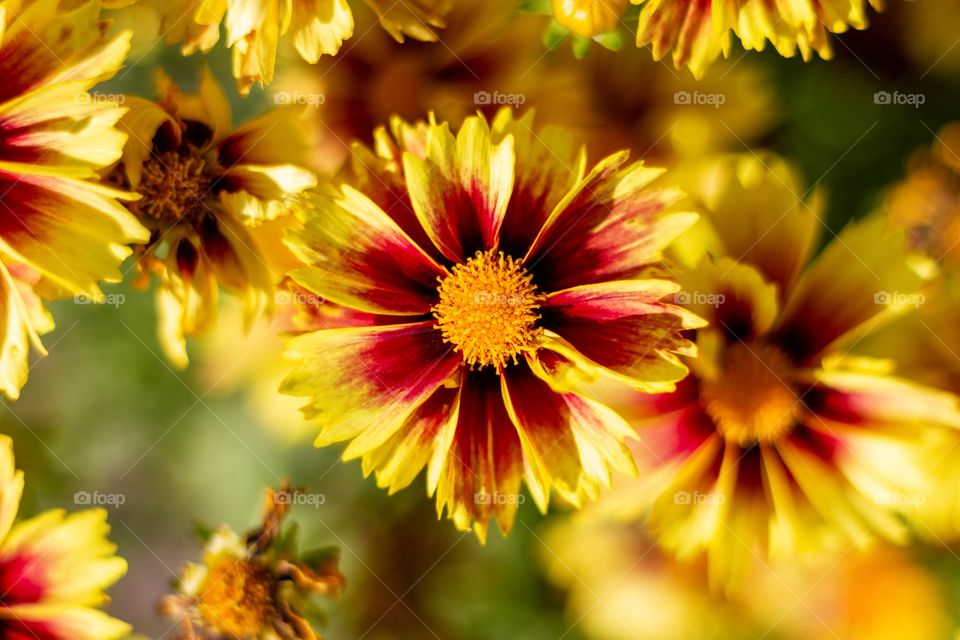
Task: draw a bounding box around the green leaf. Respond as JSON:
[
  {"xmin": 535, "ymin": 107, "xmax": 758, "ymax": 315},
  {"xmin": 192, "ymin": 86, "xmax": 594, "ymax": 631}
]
[
  {"xmin": 572, "ymin": 36, "xmax": 592, "ymax": 59},
  {"xmin": 594, "ymin": 30, "xmax": 624, "ymax": 51},
  {"xmin": 543, "ymin": 20, "xmax": 568, "ymax": 50},
  {"xmin": 519, "ymin": 0, "xmax": 552, "ymax": 15}
]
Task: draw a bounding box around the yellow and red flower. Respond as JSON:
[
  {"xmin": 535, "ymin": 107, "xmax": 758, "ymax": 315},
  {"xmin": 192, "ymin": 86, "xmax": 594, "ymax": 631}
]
[
  {"xmin": 0, "ymin": 435, "xmax": 130, "ymax": 639},
  {"xmin": 161, "ymin": 483, "xmax": 345, "ymax": 640},
  {"xmin": 110, "ymin": 70, "xmax": 316, "ymax": 367},
  {"xmin": 0, "ymin": 0, "xmax": 150, "ymax": 399},
  {"xmin": 604, "ymin": 154, "xmax": 960, "ymax": 588},
  {"xmin": 159, "ymin": 0, "xmax": 451, "ymax": 94},
  {"xmin": 282, "ymin": 109, "xmax": 704, "ymax": 540},
  {"xmin": 634, "ymin": 0, "xmax": 883, "ymax": 78}
]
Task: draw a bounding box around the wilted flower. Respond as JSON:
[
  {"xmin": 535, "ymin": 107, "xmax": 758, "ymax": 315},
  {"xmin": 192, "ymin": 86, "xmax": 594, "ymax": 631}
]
[
  {"xmin": 161, "ymin": 483, "xmax": 345, "ymax": 639},
  {"xmin": 109, "ymin": 70, "xmax": 316, "ymax": 367},
  {"xmin": 282, "ymin": 108, "xmax": 703, "ymax": 540}
]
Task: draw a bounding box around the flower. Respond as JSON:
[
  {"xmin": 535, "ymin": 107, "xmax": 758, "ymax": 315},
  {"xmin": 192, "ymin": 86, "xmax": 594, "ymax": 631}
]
[
  {"xmin": 110, "ymin": 69, "xmax": 316, "ymax": 367},
  {"xmin": 281, "ymin": 109, "xmax": 704, "ymax": 540},
  {"xmin": 161, "ymin": 483, "xmax": 345, "ymax": 640},
  {"xmin": 633, "ymin": 0, "xmax": 882, "ymax": 78},
  {"xmin": 0, "ymin": 0, "xmax": 150, "ymax": 399},
  {"xmin": 158, "ymin": 0, "xmax": 451, "ymax": 94},
  {"xmin": 604, "ymin": 154, "xmax": 960, "ymax": 588},
  {"xmin": 551, "ymin": 0, "xmax": 630, "ymax": 38},
  {"xmin": 0, "ymin": 435, "xmax": 130, "ymax": 639}
]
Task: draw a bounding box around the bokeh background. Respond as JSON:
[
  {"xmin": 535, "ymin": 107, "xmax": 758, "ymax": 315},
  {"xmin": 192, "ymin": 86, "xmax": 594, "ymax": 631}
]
[{"xmin": 8, "ymin": 1, "xmax": 960, "ymax": 638}]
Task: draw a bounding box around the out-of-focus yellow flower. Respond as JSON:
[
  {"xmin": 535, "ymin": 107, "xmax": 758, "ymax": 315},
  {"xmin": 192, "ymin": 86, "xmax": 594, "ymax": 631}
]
[
  {"xmin": 596, "ymin": 153, "xmax": 960, "ymax": 589},
  {"xmin": 886, "ymin": 123, "xmax": 960, "ymax": 272},
  {"xmin": 552, "ymin": 0, "xmax": 629, "ymax": 38},
  {"xmin": 896, "ymin": 0, "xmax": 960, "ymax": 78},
  {"xmin": 161, "ymin": 483, "xmax": 345, "ymax": 639},
  {"xmin": 281, "ymin": 109, "xmax": 704, "ymax": 541},
  {"xmin": 0, "ymin": 0, "xmax": 149, "ymax": 399},
  {"xmin": 632, "ymin": 0, "xmax": 883, "ymax": 78},
  {"xmin": 156, "ymin": 0, "xmax": 450, "ymax": 94},
  {"xmin": 542, "ymin": 515, "xmax": 954, "ymax": 640},
  {"xmin": 109, "ymin": 70, "xmax": 316, "ymax": 368},
  {"xmin": 0, "ymin": 435, "xmax": 130, "ymax": 639}
]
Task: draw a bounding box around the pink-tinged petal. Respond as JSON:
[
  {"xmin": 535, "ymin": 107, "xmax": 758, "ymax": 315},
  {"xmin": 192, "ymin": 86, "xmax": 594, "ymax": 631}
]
[
  {"xmin": 774, "ymin": 214, "xmax": 923, "ymax": 363},
  {"xmin": 403, "ymin": 116, "xmax": 515, "ymax": 262},
  {"xmin": 430, "ymin": 370, "xmax": 524, "ymax": 541},
  {"xmin": 287, "ymin": 186, "xmax": 446, "ymax": 315},
  {"xmin": 803, "ymin": 366, "xmax": 960, "ymax": 430},
  {"xmin": 490, "ymin": 109, "xmax": 586, "ymax": 257},
  {"xmin": 540, "ymin": 280, "xmax": 702, "ymax": 391},
  {"xmin": 281, "ymin": 321, "xmax": 460, "ymax": 456},
  {"xmin": 501, "ymin": 360, "xmax": 637, "ymax": 512},
  {"xmin": 0, "ymin": 605, "xmax": 131, "ymax": 640},
  {"xmin": 361, "ymin": 383, "xmax": 458, "ymax": 495},
  {"xmin": 524, "ymin": 154, "xmax": 694, "ymax": 291}
]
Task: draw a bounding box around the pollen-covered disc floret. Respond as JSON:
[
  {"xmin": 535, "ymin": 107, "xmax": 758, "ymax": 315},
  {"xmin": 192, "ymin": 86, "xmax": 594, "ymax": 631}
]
[
  {"xmin": 701, "ymin": 342, "xmax": 799, "ymax": 446},
  {"xmin": 133, "ymin": 151, "xmax": 213, "ymax": 223},
  {"xmin": 197, "ymin": 556, "xmax": 276, "ymax": 637},
  {"xmin": 433, "ymin": 249, "xmax": 544, "ymax": 370}
]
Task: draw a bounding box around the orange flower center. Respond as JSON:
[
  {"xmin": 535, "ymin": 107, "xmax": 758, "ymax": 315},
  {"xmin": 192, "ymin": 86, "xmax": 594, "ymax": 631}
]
[
  {"xmin": 433, "ymin": 249, "xmax": 543, "ymax": 370},
  {"xmin": 197, "ymin": 556, "xmax": 276, "ymax": 638},
  {"xmin": 701, "ymin": 342, "xmax": 799, "ymax": 445},
  {"xmin": 134, "ymin": 151, "xmax": 213, "ymax": 223}
]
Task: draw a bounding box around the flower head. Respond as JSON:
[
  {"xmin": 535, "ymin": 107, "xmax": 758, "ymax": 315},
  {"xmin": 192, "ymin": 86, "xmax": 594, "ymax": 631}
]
[
  {"xmin": 159, "ymin": 0, "xmax": 451, "ymax": 94},
  {"xmin": 607, "ymin": 154, "xmax": 960, "ymax": 588},
  {"xmin": 110, "ymin": 70, "xmax": 316, "ymax": 367},
  {"xmin": 0, "ymin": 0, "xmax": 150, "ymax": 398},
  {"xmin": 633, "ymin": 0, "xmax": 882, "ymax": 78},
  {"xmin": 0, "ymin": 435, "xmax": 130, "ymax": 639},
  {"xmin": 161, "ymin": 483, "xmax": 345, "ymax": 639},
  {"xmin": 282, "ymin": 109, "xmax": 704, "ymax": 540}
]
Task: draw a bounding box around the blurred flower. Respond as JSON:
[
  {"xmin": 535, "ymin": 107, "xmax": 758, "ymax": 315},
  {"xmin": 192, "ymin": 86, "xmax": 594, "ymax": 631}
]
[
  {"xmin": 0, "ymin": 435, "xmax": 130, "ymax": 639},
  {"xmin": 633, "ymin": 0, "xmax": 882, "ymax": 78},
  {"xmin": 551, "ymin": 0, "xmax": 629, "ymax": 39},
  {"xmin": 161, "ymin": 483, "xmax": 345, "ymax": 639},
  {"xmin": 601, "ymin": 153, "xmax": 960, "ymax": 589},
  {"xmin": 542, "ymin": 515, "xmax": 954, "ymax": 640},
  {"xmin": 885, "ymin": 122, "xmax": 960, "ymax": 272},
  {"xmin": 109, "ymin": 69, "xmax": 316, "ymax": 367},
  {"xmin": 282, "ymin": 109, "xmax": 704, "ymax": 540},
  {"xmin": 157, "ymin": 0, "xmax": 451, "ymax": 94},
  {"xmin": 896, "ymin": 0, "xmax": 960, "ymax": 78},
  {"xmin": 0, "ymin": 0, "xmax": 149, "ymax": 399}
]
